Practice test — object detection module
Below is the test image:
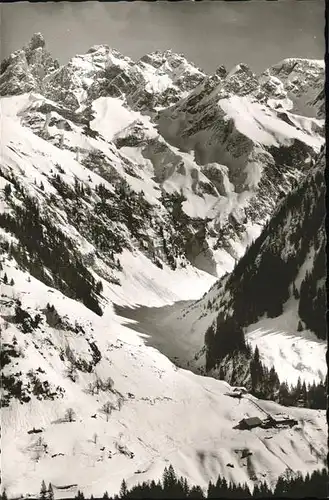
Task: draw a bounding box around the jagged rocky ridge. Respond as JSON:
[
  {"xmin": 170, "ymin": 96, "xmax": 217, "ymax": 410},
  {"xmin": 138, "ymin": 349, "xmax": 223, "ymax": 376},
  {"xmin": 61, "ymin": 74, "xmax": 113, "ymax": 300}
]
[
  {"xmin": 0, "ymin": 34, "xmax": 325, "ymax": 278},
  {"xmin": 155, "ymin": 60, "xmax": 324, "ymax": 268},
  {"xmin": 1, "ymin": 34, "xmax": 205, "ymax": 113},
  {"xmin": 0, "ymin": 33, "xmax": 59, "ymax": 96}
]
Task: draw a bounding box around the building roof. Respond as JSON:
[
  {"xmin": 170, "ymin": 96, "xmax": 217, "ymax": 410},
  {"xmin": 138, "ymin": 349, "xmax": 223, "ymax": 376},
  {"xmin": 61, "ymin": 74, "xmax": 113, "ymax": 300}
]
[
  {"xmin": 240, "ymin": 417, "xmax": 263, "ymax": 426},
  {"xmin": 271, "ymin": 413, "xmax": 294, "ymax": 421},
  {"xmin": 233, "ymin": 387, "xmax": 248, "ymax": 392},
  {"xmin": 227, "ymin": 391, "xmax": 242, "ymax": 397}
]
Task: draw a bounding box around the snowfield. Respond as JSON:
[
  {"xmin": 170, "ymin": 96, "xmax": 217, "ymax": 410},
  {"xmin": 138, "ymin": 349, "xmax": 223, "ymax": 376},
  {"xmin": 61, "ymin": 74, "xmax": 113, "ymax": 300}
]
[
  {"xmin": 108, "ymin": 249, "xmax": 216, "ymax": 307},
  {"xmin": 219, "ymin": 95, "xmax": 323, "ymax": 150},
  {"xmin": 90, "ymin": 97, "xmax": 157, "ymax": 143},
  {"xmin": 245, "ymin": 307, "xmax": 326, "ymax": 386}
]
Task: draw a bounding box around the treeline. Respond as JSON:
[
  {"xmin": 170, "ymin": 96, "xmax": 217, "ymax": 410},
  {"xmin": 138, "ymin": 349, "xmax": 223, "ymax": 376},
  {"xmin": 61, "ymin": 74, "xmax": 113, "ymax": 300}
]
[
  {"xmin": 74, "ymin": 466, "xmax": 329, "ymax": 499},
  {"xmin": 213, "ymin": 343, "xmax": 327, "ymax": 410},
  {"xmin": 246, "ymin": 344, "xmax": 326, "ymax": 409},
  {"xmin": 298, "ymin": 238, "xmax": 326, "ymax": 340},
  {"xmin": 6, "ymin": 464, "xmax": 326, "ymax": 500}
]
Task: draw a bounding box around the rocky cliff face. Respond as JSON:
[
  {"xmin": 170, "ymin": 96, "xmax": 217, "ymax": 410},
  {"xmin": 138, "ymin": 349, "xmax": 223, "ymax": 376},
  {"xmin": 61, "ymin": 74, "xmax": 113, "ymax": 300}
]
[
  {"xmin": 156, "ymin": 59, "xmax": 324, "ymax": 273},
  {"xmin": 0, "ymin": 36, "xmax": 324, "ymax": 279},
  {"xmin": 30, "ymin": 43, "xmax": 205, "ymax": 113},
  {"xmin": 262, "ymin": 58, "xmax": 325, "ymax": 117},
  {"xmin": 0, "ymin": 33, "xmax": 59, "ymax": 96}
]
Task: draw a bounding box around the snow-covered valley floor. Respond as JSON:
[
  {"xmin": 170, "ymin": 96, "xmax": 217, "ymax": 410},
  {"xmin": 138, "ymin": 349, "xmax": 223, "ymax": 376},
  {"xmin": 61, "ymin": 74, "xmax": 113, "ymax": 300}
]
[
  {"xmin": 115, "ymin": 295, "xmax": 327, "ymax": 387},
  {"xmin": 114, "ymin": 301, "xmax": 198, "ymax": 371}
]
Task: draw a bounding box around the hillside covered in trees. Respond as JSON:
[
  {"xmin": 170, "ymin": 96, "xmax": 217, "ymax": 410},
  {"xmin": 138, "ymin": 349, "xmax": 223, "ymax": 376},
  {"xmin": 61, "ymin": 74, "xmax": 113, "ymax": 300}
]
[{"xmin": 204, "ymin": 149, "xmax": 325, "ymax": 375}]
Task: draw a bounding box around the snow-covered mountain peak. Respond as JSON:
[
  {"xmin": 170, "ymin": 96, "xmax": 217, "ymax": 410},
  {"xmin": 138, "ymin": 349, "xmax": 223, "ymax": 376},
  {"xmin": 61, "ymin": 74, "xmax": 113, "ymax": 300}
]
[
  {"xmin": 27, "ymin": 32, "xmax": 46, "ymax": 50},
  {"xmin": 37, "ymin": 43, "xmax": 204, "ymax": 113},
  {"xmin": 214, "ymin": 64, "xmax": 228, "ymax": 78},
  {"xmin": 221, "ymin": 63, "xmax": 258, "ymax": 96},
  {"xmin": 154, "ymin": 54, "xmax": 324, "ymax": 272},
  {"xmin": 262, "ymin": 57, "xmax": 324, "ymax": 117},
  {"xmin": 270, "ymin": 57, "xmax": 325, "ymax": 75},
  {"xmin": 74, "ymin": 43, "xmax": 134, "ymax": 72},
  {"xmin": 140, "ymin": 48, "xmax": 204, "ymax": 74},
  {"xmin": 227, "ymin": 63, "xmax": 253, "ymax": 78},
  {"xmin": 0, "ymin": 33, "xmax": 59, "ymax": 97},
  {"xmin": 0, "ymin": 37, "xmax": 324, "ymax": 280}
]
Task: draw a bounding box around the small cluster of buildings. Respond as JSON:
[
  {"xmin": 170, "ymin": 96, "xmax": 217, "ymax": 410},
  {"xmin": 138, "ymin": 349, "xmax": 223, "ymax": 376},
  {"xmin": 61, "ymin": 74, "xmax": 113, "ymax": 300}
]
[
  {"xmin": 226, "ymin": 386, "xmax": 299, "ymax": 431},
  {"xmin": 238, "ymin": 413, "xmax": 298, "ymax": 430}
]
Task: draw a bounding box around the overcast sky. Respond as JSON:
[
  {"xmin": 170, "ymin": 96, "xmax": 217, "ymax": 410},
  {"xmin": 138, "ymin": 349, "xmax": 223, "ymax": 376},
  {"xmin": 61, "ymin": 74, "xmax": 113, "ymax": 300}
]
[{"xmin": 1, "ymin": 1, "xmax": 325, "ymax": 74}]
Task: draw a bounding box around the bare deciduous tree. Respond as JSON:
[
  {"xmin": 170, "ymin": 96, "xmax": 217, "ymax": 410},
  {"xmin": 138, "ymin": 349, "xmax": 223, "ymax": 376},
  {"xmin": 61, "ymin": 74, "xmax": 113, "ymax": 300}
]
[
  {"xmin": 65, "ymin": 407, "xmax": 76, "ymax": 422},
  {"xmin": 86, "ymin": 381, "xmax": 96, "ymax": 395},
  {"xmin": 86, "ymin": 376, "xmax": 115, "ymax": 396},
  {"xmin": 33, "ymin": 437, "xmax": 46, "ymax": 463},
  {"xmin": 105, "ymin": 376, "xmax": 114, "ymax": 391},
  {"xmin": 95, "ymin": 376, "xmax": 103, "ymax": 394},
  {"xmin": 101, "ymin": 401, "xmax": 115, "ymax": 422},
  {"xmin": 66, "ymin": 364, "xmax": 78, "ymax": 382}
]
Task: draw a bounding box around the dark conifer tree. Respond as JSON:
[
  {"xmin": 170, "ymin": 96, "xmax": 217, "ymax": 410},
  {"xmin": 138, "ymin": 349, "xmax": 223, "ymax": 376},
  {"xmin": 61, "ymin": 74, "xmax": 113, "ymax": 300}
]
[
  {"xmin": 119, "ymin": 480, "xmax": 128, "ymax": 499},
  {"xmin": 4, "ymin": 183, "xmax": 12, "ymax": 199},
  {"xmin": 40, "ymin": 480, "xmax": 47, "ymax": 500},
  {"xmin": 1, "ymin": 490, "xmax": 8, "ymax": 500},
  {"xmin": 48, "ymin": 483, "xmax": 54, "ymax": 500},
  {"xmin": 188, "ymin": 485, "xmax": 204, "ymax": 498}
]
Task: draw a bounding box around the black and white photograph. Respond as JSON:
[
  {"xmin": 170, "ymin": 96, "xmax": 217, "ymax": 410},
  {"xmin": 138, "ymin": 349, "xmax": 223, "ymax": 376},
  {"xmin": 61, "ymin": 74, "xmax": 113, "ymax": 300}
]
[{"xmin": 0, "ymin": 0, "xmax": 327, "ymax": 498}]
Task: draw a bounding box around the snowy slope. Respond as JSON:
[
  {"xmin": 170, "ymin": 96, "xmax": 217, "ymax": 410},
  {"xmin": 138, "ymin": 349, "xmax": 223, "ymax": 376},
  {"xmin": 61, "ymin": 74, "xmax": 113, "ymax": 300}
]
[
  {"xmin": 1, "ymin": 264, "xmax": 326, "ymax": 498},
  {"xmin": 0, "ymin": 91, "xmax": 257, "ymax": 279},
  {"xmin": 0, "ymin": 93, "xmax": 215, "ymax": 307},
  {"xmin": 245, "ymin": 314, "xmax": 326, "ymax": 385}
]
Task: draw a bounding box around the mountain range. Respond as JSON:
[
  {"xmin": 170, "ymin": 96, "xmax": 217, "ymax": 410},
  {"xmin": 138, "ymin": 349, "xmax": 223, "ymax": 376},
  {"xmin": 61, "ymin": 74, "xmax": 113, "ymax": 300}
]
[{"xmin": 0, "ymin": 33, "xmax": 326, "ymax": 499}]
